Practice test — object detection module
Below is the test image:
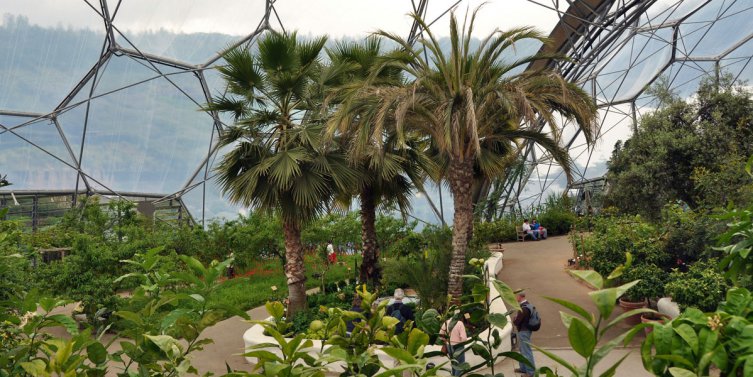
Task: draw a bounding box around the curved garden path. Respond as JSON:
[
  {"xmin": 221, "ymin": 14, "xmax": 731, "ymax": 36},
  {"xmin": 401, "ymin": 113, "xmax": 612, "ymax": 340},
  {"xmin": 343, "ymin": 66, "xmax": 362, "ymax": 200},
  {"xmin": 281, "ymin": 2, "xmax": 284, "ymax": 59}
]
[
  {"xmin": 496, "ymin": 235, "xmax": 651, "ymax": 377},
  {"xmin": 45, "ymin": 236, "xmax": 651, "ymax": 376}
]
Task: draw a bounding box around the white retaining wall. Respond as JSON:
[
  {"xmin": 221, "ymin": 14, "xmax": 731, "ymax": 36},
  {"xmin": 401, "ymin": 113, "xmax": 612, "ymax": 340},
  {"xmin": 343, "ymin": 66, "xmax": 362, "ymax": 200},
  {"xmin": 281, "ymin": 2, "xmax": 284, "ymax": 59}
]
[{"xmin": 242, "ymin": 251, "xmax": 512, "ymax": 375}]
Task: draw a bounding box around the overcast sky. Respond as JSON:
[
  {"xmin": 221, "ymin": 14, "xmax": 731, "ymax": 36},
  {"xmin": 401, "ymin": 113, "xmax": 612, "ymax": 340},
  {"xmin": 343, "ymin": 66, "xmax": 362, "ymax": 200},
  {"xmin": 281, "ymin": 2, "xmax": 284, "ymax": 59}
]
[{"xmin": 1, "ymin": 0, "xmax": 562, "ymax": 38}]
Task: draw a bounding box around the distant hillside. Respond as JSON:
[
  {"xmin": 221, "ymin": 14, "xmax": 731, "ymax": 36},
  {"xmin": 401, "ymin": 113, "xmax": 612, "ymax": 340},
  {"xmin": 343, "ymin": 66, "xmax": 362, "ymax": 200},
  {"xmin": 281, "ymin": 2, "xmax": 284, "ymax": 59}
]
[{"xmin": 0, "ymin": 14, "xmax": 543, "ymax": 222}]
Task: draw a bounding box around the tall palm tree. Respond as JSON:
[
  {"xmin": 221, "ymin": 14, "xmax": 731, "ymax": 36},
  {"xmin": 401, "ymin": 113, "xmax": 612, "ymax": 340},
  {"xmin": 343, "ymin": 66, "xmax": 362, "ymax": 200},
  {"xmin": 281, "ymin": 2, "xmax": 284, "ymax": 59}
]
[
  {"xmin": 209, "ymin": 32, "xmax": 359, "ymax": 316},
  {"xmin": 349, "ymin": 9, "xmax": 598, "ymax": 301},
  {"xmin": 326, "ymin": 38, "xmax": 436, "ymax": 285}
]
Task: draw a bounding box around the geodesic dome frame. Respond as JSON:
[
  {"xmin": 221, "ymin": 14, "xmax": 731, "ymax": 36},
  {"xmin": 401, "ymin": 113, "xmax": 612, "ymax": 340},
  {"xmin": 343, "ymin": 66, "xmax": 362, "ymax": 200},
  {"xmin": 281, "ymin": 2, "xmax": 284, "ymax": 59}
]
[
  {"xmin": 1, "ymin": 0, "xmax": 751, "ymax": 225},
  {"xmin": 495, "ymin": 0, "xmax": 753, "ymax": 217}
]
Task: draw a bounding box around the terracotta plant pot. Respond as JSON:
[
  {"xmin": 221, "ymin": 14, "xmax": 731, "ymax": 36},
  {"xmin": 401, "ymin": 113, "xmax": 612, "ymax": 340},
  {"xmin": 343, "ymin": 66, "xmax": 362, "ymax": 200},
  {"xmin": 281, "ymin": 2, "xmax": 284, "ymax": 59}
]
[
  {"xmin": 618, "ymin": 298, "xmax": 648, "ymax": 326},
  {"xmin": 640, "ymin": 312, "xmax": 669, "ymax": 335}
]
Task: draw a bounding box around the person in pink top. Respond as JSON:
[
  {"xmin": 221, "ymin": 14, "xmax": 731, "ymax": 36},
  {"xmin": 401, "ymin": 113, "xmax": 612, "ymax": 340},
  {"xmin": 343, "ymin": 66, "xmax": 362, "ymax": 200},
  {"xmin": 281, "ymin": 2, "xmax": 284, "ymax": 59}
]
[{"xmin": 440, "ymin": 312, "xmax": 468, "ymax": 376}]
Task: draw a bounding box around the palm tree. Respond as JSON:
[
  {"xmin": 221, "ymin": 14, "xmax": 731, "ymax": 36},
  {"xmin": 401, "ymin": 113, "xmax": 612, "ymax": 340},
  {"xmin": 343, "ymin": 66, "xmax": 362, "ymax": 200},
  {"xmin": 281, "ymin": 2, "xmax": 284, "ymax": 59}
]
[
  {"xmin": 209, "ymin": 32, "xmax": 359, "ymax": 316},
  {"xmin": 349, "ymin": 9, "xmax": 598, "ymax": 301},
  {"xmin": 326, "ymin": 38, "xmax": 436, "ymax": 285}
]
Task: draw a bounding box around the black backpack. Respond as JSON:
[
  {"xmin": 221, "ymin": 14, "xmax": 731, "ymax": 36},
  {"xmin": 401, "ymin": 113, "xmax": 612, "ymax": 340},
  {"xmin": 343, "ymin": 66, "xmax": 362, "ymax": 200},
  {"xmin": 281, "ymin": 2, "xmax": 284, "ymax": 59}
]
[
  {"xmin": 522, "ymin": 302, "xmax": 541, "ymax": 331},
  {"xmin": 390, "ymin": 304, "xmax": 406, "ymax": 333}
]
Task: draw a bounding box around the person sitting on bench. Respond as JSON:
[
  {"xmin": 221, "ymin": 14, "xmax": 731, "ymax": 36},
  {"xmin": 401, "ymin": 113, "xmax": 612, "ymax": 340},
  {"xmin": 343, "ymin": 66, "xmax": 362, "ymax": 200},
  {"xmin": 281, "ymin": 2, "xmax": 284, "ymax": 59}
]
[
  {"xmin": 531, "ymin": 219, "xmax": 547, "ymax": 240},
  {"xmin": 522, "ymin": 219, "xmax": 537, "ymax": 240}
]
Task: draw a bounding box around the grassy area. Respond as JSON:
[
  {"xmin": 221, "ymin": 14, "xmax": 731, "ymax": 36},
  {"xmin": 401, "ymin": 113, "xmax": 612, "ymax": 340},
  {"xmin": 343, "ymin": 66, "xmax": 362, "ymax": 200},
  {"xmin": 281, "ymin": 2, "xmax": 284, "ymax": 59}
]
[{"xmin": 208, "ymin": 253, "xmax": 362, "ymax": 313}]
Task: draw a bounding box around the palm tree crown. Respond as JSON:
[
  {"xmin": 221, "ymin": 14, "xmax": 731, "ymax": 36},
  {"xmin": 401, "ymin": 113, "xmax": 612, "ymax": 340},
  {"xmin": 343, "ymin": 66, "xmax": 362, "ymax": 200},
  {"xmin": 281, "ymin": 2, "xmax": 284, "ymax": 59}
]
[
  {"xmin": 340, "ymin": 8, "xmax": 599, "ymax": 301},
  {"xmin": 209, "ymin": 31, "xmax": 359, "ymax": 315}
]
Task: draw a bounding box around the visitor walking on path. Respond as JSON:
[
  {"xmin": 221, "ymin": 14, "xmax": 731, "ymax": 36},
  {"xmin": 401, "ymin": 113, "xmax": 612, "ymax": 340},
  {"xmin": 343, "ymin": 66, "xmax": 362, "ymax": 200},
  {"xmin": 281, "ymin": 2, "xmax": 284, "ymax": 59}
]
[
  {"xmin": 514, "ymin": 291, "xmax": 537, "ymax": 377},
  {"xmin": 440, "ymin": 312, "xmax": 468, "ymax": 376}
]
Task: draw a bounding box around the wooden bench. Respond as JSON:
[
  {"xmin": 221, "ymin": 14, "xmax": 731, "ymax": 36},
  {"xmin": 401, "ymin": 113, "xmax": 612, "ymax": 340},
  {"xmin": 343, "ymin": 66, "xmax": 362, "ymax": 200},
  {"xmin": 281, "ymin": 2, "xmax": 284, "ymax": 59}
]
[{"xmin": 515, "ymin": 225, "xmax": 533, "ymax": 242}]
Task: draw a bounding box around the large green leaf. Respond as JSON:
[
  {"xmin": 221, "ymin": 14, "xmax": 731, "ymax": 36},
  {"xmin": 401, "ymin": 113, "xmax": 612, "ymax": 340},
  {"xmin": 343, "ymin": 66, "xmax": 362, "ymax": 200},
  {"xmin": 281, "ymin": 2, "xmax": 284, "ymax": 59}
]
[
  {"xmin": 265, "ymin": 301, "xmax": 285, "ymax": 320},
  {"xmin": 569, "ymin": 270, "xmax": 604, "ymax": 289},
  {"xmin": 568, "ymin": 317, "xmax": 596, "ymax": 357},
  {"xmin": 492, "ymin": 279, "xmax": 520, "ymax": 311},
  {"xmin": 46, "ymin": 314, "xmax": 79, "ymax": 336},
  {"xmin": 86, "ymin": 342, "xmax": 108, "ymax": 365},
  {"xmin": 668, "ymin": 367, "xmax": 697, "ymax": 377},
  {"xmin": 674, "ymin": 324, "xmax": 699, "ymax": 355},
  {"xmin": 544, "ymin": 296, "xmax": 593, "ymax": 323},
  {"xmin": 532, "ymin": 344, "xmax": 578, "ymax": 375},
  {"xmin": 599, "ymin": 353, "xmax": 630, "ymax": 377},
  {"xmin": 588, "ymin": 288, "xmax": 618, "ymax": 319},
  {"xmin": 406, "ymin": 328, "xmax": 429, "ymax": 355},
  {"xmin": 487, "ymin": 313, "xmax": 508, "ymax": 329},
  {"xmin": 145, "ymin": 335, "xmax": 183, "ymax": 357},
  {"xmin": 380, "ymin": 347, "xmax": 416, "ymax": 364}
]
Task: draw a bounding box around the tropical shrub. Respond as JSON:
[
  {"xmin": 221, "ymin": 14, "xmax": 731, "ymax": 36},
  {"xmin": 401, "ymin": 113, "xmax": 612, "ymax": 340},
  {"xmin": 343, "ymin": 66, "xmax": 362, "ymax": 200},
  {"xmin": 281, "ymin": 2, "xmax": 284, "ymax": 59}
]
[
  {"xmin": 661, "ymin": 203, "xmax": 720, "ymax": 265},
  {"xmin": 665, "ymin": 260, "xmax": 729, "ymax": 312},
  {"xmin": 606, "ymin": 75, "xmax": 753, "ymax": 218},
  {"xmin": 536, "ymin": 208, "xmax": 576, "ymax": 236},
  {"xmin": 642, "ymin": 287, "xmax": 753, "ymax": 376},
  {"xmin": 620, "ymin": 263, "xmax": 666, "ymax": 302},
  {"xmin": 471, "ymin": 219, "xmax": 517, "ymax": 246},
  {"xmin": 715, "ymin": 156, "xmax": 753, "ymax": 286},
  {"xmin": 537, "ymin": 254, "xmax": 652, "ymax": 377},
  {"xmin": 587, "ymin": 216, "xmax": 668, "ymax": 276}
]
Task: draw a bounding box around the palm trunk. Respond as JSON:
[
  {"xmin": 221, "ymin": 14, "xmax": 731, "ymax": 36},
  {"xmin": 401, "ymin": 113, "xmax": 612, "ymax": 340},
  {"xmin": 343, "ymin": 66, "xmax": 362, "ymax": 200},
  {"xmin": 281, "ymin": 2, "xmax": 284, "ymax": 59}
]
[
  {"xmin": 282, "ymin": 217, "xmax": 307, "ymax": 317},
  {"xmin": 359, "ymin": 186, "xmax": 382, "ymax": 285},
  {"xmin": 447, "ymin": 160, "xmax": 475, "ymax": 303}
]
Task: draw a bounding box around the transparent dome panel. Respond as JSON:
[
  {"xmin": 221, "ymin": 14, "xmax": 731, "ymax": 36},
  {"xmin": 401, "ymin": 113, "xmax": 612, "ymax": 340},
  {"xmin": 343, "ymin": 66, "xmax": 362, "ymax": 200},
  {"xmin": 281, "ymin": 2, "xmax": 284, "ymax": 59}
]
[
  {"xmin": 645, "ymin": 0, "xmax": 707, "ymax": 24},
  {"xmin": 678, "ymin": 0, "xmax": 753, "ymax": 58},
  {"xmin": 595, "ymin": 28, "xmax": 673, "ymax": 102},
  {"xmin": 0, "ymin": 13, "xmax": 104, "ymax": 113},
  {"xmin": 0, "ymin": 121, "xmax": 78, "ymax": 190},
  {"xmin": 273, "ymin": 1, "xmax": 413, "ymax": 38},
  {"xmin": 107, "ymin": 0, "xmax": 262, "ymax": 64},
  {"xmin": 720, "ymin": 38, "xmax": 753, "ymax": 83},
  {"xmin": 664, "ymin": 60, "xmax": 717, "ymax": 98},
  {"xmin": 91, "ymin": 53, "xmax": 207, "ymax": 103},
  {"xmin": 651, "ymin": 0, "xmax": 710, "ymax": 23},
  {"xmin": 3, "ymin": 118, "xmax": 76, "ymax": 165},
  {"xmin": 78, "ymin": 57, "xmax": 214, "ymax": 194}
]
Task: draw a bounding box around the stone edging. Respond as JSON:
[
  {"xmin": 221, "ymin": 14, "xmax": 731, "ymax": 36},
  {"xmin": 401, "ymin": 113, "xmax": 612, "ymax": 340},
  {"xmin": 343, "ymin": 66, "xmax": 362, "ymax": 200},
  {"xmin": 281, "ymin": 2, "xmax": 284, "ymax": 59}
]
[{"xmin": 242, "ymin": 252, "xmax": 512, "ymax": 375}]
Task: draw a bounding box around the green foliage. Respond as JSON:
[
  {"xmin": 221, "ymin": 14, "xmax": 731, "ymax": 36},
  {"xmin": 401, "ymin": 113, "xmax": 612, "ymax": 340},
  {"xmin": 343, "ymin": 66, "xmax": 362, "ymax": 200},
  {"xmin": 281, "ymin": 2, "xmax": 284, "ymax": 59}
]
[
  {"xmin": 471, "ymin": 219, "xmax": 517, "ymax": 245},
  {"xmin": 642, "ymin": 287, "xmax": 753, "ymax": 376},
  {"xmin": 665, "ymin": 260, "xmax": 729, "ymax": 312},
  {"xmin": 384, "ymin": 232, "xmax": 424, "ymax": 258},
  {"xmin": 535, "ymin": 194, "xmax": 578, "ymax": 235},
  {"xmin": 606, "ymin": 75, "xmax": 753, "ymax": 218},
  {"xmin": 34, "ymin": 235, "xmax": 122, "ymax": 324},
  {"xmin": 715, "ymin": 156, "xmax": 753, "ymax": 285},
  {"xmin": 620, "ymin": 264, "xmax": 666, "ymax": 302},
  {"xmin": 586, "ymin": 216, "xmax": 668, "ymax": 276},
  {"xmin": 539, "ymin": 257, "xmax": 652, "ymax": 377},
  {"xmin": 661, "ymin": 204, "xmax": 720, "ymax": 265}
]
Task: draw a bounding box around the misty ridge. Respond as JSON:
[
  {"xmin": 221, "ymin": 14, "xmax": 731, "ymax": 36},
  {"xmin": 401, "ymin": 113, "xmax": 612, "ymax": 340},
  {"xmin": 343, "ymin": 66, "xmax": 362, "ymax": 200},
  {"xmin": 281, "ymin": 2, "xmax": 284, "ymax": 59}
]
[{"xmin": 0, "ymin": 14, "xmax": 541, "ymax": 221}]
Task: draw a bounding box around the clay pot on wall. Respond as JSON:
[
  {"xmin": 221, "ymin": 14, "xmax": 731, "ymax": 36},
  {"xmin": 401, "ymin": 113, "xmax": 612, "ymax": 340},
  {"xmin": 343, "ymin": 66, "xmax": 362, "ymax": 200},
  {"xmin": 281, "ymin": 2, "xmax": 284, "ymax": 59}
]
[
  {"xmin": 640, "ymin": 312, "xmax": 669, "ymax": 335},
  {"xmin": 618, "ymin": 298, "xmax": 648, "ymax": 326}
]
